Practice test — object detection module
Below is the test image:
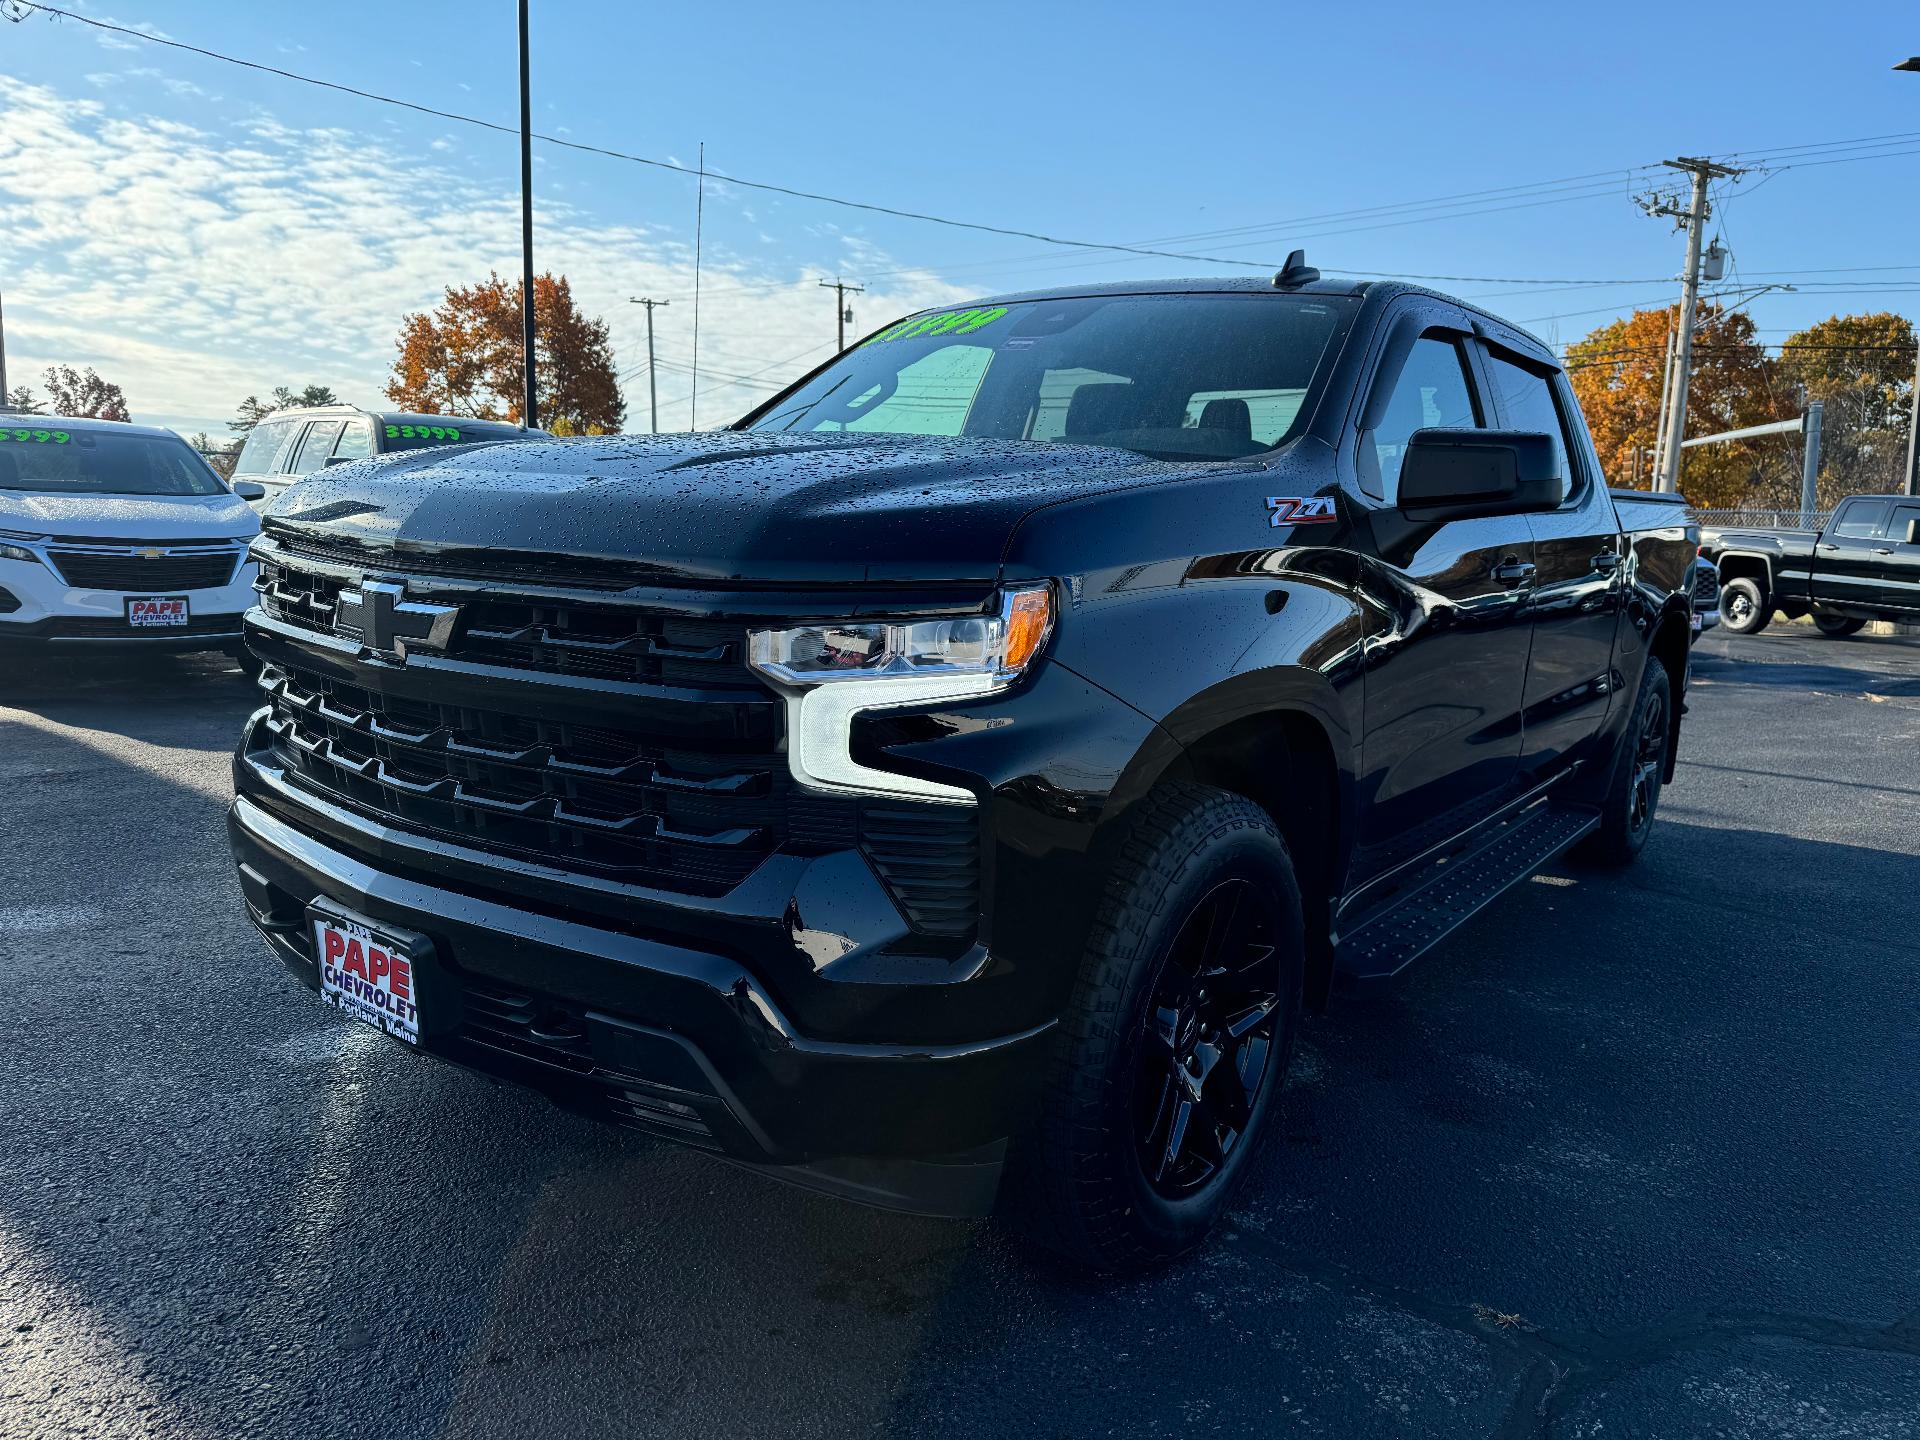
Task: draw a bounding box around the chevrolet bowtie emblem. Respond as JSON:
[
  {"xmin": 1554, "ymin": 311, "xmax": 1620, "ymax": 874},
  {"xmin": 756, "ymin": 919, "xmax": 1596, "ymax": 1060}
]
[
  {"xmin": 136, "ymin": 548, "xmax": 166, "ymax": 560},
  {"xmin": 335, "ymin": 580, "xmax": 459, "ymax": 662}
]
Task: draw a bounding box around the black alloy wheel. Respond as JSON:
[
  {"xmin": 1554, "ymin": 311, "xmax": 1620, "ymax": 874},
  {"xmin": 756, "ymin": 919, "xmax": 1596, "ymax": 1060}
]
[
  {"xmin": 1133, "ymin": 878, "xmax": 1284, "ymax": 1197},
  {"xmin": 1626, "ymin": 678, "xmax": 1667, "ymax": 845}
]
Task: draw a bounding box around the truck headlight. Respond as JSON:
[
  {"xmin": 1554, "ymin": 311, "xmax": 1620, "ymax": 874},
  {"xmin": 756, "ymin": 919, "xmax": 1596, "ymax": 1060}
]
[
  {"xmin": 747, "ymin": 585, "xmax": 1054, "ymax": 805},
  {"xmin": 0, "ymin": 542, "xmax": 42, "ymax": 566}
]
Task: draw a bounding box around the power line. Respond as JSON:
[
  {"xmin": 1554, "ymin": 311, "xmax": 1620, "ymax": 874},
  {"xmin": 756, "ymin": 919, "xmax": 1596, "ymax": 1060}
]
[
  {"xmin": 31, "ymin": 0, "xmax": 1887, "ymax": 288},
  {"xmin": 0, "ymin": 1, "xmax": 1296, "ymax": 270}
]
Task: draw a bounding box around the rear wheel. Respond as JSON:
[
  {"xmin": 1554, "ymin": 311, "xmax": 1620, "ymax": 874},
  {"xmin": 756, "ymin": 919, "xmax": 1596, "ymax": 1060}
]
[
  {"xmin": 1002, "ymin": 783, "xmax": 1303, "ymax": 1272},
  {"xmin": 1718, "ymin": 577, "xmax": 1770, "ymax": 634},
  {"xmin": 1577, "ymin": 658, "xmax": 1672, "ymax": 868},
  {"xmin": 1813, "ymin": 614, "xmax": 1866, "ymax": 637}
]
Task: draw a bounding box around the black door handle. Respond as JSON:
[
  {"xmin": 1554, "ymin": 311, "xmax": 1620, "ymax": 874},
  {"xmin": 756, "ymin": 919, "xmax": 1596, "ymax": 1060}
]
[
  {"xmin": 1591, "ymin": 550, "xmax": 1622, "ymax": 574},
  {"xmin": 1492, "ymin": 559, "xmax": 1537, "ymax": 587},
  {"xmin": 1818, "ymin": 542, "xmax": 1840, "ymax": 551}
]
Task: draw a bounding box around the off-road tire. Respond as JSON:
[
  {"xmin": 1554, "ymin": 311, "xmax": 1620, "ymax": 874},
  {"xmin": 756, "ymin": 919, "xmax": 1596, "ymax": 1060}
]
[
  {"xmin": 1000, "ymin": 783, "xmax": 1304, "ymax": 1273},
  {"xmin": 1577, "ymin": 658, "xmax": 1672, "ymax": 868}
]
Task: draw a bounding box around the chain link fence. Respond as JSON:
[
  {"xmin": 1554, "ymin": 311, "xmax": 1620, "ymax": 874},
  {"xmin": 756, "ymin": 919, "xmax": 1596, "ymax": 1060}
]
[{"xmin": 1688, "ymin": 507, "xmax": 1833, "ymax": 531}]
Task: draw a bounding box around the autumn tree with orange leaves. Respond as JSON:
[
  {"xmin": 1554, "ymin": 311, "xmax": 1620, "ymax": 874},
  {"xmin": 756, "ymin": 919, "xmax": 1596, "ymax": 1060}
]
[
  {"xmin": 1565, "ymin": 304, "xmax": 1794, "ymax": 508},
  {"xmin": 386, "ymin": 272, "xmax": 625, "ymax": 432}
]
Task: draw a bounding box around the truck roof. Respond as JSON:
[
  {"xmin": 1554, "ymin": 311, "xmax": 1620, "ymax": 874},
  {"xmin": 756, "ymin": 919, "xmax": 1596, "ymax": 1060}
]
[{"xmin": 959, "ymin": 276, "xmax": 1560, "ymax": 368}]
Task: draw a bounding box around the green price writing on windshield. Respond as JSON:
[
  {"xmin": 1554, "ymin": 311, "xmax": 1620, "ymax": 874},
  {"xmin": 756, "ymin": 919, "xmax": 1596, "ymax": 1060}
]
[
  {"xmin": 1, "ymin": 429, "xmax": 70, "ymax": 444},
  {"xmin": 865, "ymin": 306, "xmax": 1010, "ymax": 345},
  {"xmin": 385, "ymin": 424, "xmax": 462, "ymax": 441}
]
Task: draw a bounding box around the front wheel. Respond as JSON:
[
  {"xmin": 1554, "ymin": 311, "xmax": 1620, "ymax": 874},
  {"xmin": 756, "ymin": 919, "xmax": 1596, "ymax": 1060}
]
[
  {"xmin": 1001, "ymin": 783, "xmax": 1304, "ymax": 1272},
  {"xmin": 1718, "ymin": 577, "xmax": 1771, "ymax": 634},
  {"xmin": 1813, "ymin": 614, "xmax": 1866, "ymax": 637}
]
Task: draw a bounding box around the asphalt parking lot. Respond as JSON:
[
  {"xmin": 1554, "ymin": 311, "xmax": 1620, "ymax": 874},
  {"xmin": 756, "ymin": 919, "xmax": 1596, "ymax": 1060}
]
[{"xmin": 2, "ymin": 625, "xmax": 1916, "ymax": 1440}]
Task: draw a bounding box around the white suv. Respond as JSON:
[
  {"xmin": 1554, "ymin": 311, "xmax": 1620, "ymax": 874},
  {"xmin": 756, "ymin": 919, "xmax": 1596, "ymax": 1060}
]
[{"xmin": 0, "ymin": 415, "xmax": 260, "ymax": 658}]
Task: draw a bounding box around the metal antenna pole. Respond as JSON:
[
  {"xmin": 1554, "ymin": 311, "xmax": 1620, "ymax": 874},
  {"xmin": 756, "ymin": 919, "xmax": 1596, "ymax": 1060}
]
[
  {"xmin": 517, "ymin": 0, "xmax": 538, "ymax": 429},
  {"xmin": 628, "ymin": 297, "xmax": 669, "ymax": 433},
  {"xmin": 0, "ymin": 290, "xmax": 9, "ymax": 406},
  {"xmin": 819, "ymin": 277, "xmax": 865, "ymax": 352}
]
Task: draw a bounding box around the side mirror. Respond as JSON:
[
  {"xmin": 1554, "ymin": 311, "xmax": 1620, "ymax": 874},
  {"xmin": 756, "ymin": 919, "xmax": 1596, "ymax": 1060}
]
[
  {"xmin": 231, "ymin": 480, "xmax": 266, "ymax": 501},
  {"xmin": 1397, "ymin": 429, "xmax": 1563, "ymax": 521},
  {"xmin": 323, "ymin": 456, "xmax": 356, "ymax": 468}
]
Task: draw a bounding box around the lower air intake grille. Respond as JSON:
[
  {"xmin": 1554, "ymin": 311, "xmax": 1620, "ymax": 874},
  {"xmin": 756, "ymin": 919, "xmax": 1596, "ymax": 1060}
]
[{"xmin": 859, "ymin": 802, "xmax": 981, "ymax": 937}]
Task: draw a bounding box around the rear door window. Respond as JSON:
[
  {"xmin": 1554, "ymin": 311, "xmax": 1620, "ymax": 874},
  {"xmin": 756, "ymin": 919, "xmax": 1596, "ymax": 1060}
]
[
  {"xmin": 1833, "ymin": 501, "xmax": 1889, "ymax": 538},
  {"xmin": 1891, "ymin": 504, "xmax": 1920, "ymax": 545},
  {"xmin": 232, "ymin": 418, "xmax": 300, "ymax": 476},
  {"xmin": 332, "ymin": 420, "xmax": 374, "ymax": 462},
  {"xmin": 289, "ymin": 420, "xmax": 345, "ymax": 475},
  {"xmin": 1485, "ymin": 354, "xmax": 1574, "ymax": 502}
]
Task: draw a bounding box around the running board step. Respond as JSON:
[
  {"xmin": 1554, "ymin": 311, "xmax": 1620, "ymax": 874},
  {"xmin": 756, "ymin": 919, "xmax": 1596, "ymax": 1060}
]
[{"xmin": 1333, "ymin": 803, "xmax": 1600, "ymax": 985}]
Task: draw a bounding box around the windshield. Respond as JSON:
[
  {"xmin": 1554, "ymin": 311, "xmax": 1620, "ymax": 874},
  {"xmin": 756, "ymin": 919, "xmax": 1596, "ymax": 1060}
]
[
  {"xmin": 745, "ymin": 293, "xmax": 1358, "ymax": 461},
  {"xmin": 0, "ymin": 426, "xmax": 226, "ymax": 497}
]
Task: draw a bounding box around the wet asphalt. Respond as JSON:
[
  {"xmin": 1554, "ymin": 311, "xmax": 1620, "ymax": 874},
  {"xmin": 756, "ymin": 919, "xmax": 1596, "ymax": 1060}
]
[{"xmin": 1, "ymin": 624, "xmax": 1916, "ymax": 1439}]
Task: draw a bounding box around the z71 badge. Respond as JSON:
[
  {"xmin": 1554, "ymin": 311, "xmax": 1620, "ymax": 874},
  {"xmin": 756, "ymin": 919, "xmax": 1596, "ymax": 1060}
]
[{"xmin": 1266, "ymin": 496, "xmax": 1338, "ymax": 527}]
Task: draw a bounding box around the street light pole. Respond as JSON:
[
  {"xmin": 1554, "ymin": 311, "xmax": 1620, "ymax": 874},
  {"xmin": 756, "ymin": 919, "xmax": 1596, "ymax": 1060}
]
[
  {"xmin": 628, "ymin": 297, "xmax": 669, "ymax": 434},
  {"xmin": 517, "ymin": 0, "xmax": 538, "ymax": 430}
]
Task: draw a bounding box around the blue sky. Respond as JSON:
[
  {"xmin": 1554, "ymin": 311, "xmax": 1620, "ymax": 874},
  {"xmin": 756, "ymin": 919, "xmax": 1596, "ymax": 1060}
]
[{"xmin": 3, "ymin": 0, "xmax": 1919, "ymax": 436}]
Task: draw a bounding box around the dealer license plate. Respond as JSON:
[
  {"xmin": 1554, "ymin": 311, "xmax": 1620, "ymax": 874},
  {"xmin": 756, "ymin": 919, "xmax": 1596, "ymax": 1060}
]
[
  {"xmin": 126, "ymin": 596, "xmax": 190, "ymax": 628},
  {"xmin": 314, "ymin": 912, "xmax": 421, "ymax": 1045}
]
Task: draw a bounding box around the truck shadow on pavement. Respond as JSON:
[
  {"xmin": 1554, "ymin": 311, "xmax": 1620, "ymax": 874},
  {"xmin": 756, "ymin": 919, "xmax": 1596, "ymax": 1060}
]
[{"xmin": 2, "ymin": 697, "xmax": 1916, "ymax": 1440}]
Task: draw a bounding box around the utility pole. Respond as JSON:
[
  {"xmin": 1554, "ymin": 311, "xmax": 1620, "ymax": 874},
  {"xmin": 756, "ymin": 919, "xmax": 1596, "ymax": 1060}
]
[
  {"xmin": 1641, "ymin": 157, "xmax": 1742, "ymax": 493},
  {"xmin": 517, "ymin": 0, "xmax": 538, "ymax": 430},
  {"xmin": 819, "ymin": 277, "xmax": 865, "ymax": 353},
  {"xmin": 628, "ymin": 297, "xmax": 669, "ymax": 434},
  {"xmin": 0, "ymin": 290, "xmax": 9, "ymax": 408},
  {"xmin": 1904, "ymin": 341, "xmax": 1920, "ymax": 496}
]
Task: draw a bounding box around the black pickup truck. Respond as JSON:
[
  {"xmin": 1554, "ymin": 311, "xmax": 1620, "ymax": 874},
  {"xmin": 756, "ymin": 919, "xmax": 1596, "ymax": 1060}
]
[
  {"xmin": 229, "ymin": 272, "xmax": 1697, "ymax": 1270},
  {"xmin": 1701, "ymin": 493, "xmax": 1920, "ymax": 635}
]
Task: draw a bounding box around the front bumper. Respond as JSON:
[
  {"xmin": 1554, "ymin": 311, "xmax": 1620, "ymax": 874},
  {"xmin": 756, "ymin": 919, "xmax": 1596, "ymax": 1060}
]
[
  {"xmin": 0, "ymin": 551, "xmax": 254, "ymax": 649},
  {"xmin": 228, "ymin": 722, "xmax": 1056, "ymax": 1216}
]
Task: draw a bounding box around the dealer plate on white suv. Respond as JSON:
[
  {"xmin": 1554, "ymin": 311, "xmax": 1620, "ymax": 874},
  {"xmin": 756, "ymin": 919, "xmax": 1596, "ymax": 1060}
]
[
  {"xmin": 126, "ymin": 596, "xmax": 189, "ymax": 628},
  {"xmin": 314, "ymin": 912, "xmax": 420, "ymax": 1045}
]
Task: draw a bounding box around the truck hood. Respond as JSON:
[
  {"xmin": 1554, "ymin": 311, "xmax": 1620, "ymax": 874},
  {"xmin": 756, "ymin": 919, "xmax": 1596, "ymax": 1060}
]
[
  {"xmin": 0, "ymin": 489, "xmax": 259, "ymax": 541},
  {"xmin": 262, "ymin": 431, "xmax": 1212, "ymax": 586}
]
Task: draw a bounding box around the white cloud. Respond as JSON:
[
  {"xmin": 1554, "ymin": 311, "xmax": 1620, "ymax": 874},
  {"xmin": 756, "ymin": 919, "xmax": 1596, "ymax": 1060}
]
[{"xmin": 0, "ymin": 77, "xmax": 968, "ymax": 434}]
